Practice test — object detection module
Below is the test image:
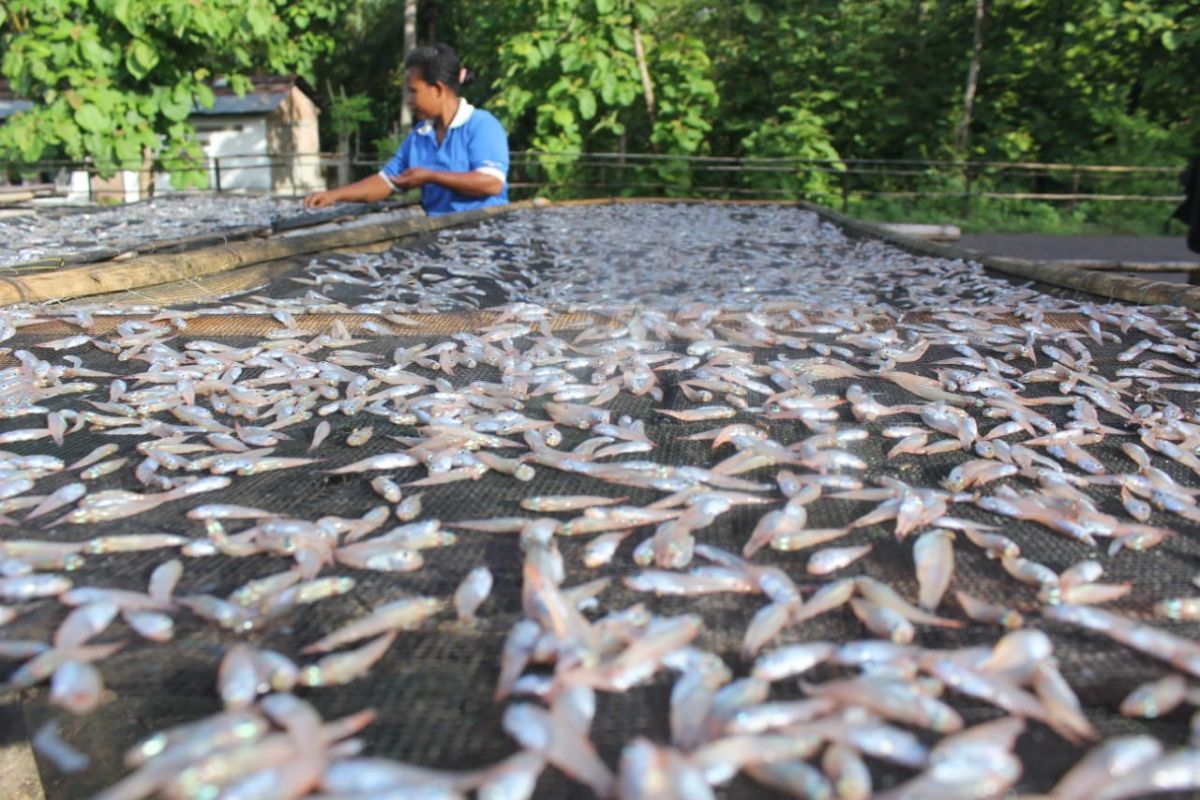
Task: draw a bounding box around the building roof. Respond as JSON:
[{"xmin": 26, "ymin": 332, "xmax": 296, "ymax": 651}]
[
  {"xmin": 0, "ymin": 75, "xmax": 317, "ymax": 121},
  {"xmin": 196, "ymin": 91, "xmax": 289, "ymax": 117},
  {"xmin": 197, "ymin": 75, "xmax": 318, "ymax": 117},
  {"xmin": 0, "ymin": 82, "xmax": 32, "ymax": 121},
  {"xmin": 0, "ymin": 98, "xmax": 34, "ymax": 121}
]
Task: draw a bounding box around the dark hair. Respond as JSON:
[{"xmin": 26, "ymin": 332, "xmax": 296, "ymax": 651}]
[{"xmin": 404, "ymin": 43, "xmax": 474, "ymax": 91}]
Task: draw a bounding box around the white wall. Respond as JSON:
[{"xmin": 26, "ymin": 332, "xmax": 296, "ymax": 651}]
[
  {"xmin": 66, "ymin": 170, "xmax": 91, "ymax": 202},
  {"xmin": 197, "ymin": 117, "xmax": 271, "ymax": 192},
  {"xmin": 155, "ymin": 116, "xmax": 272, "ymax": 194},
  {"xmin": 65, "ymin": 169, "xmax": 141, "ymax": 203}
]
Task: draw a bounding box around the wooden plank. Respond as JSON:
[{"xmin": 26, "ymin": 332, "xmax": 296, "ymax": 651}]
[
  {"xmin": 876, "ymin": 223, "xmax": 961, "ymax": 241},
  {"xmin": 0, "ymin": 183, "xmax": 54, "ymax": 196},
  {"xmin": 1058, "ymin": 260, "xmax": 1200, "ymax": 273},
  {"xmin": 975, "ymin": 192, "xmax": 1183, "ymax": 202}
]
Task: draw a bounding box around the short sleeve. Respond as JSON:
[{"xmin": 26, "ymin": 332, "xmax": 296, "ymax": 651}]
[
  {"xmin": 468, "ymin": 113, "xmax": 509, "ymax": 184},
  {"xmin": 378, "ymin": 135, "xmax": 413, "ymax": 187}
]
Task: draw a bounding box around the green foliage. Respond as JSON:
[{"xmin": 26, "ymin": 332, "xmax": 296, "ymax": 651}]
[
  {"xmin": 740, "ymin": 104, "xmax": 842, "ymax": 200},
  {"xmin": 372, "ymin": 130, "xmax": 404, "ymax": 163},
  {"xmin": 0, "ymin": 0, "xmax": 348, "ymax": 184},
  {"xmin": 308, "ymin": 0, "xmax": 415, "ymax": 154},
  {"xmin": 466, "ymin": 0, "xmax": 718, "ymax": 190},
  {"xmin": 4, "ymin": 0, "xmax": 1195, "ymax": 229},
  {"xmin": 327, "ymin": 92, "xmax": 374, "ymax": 144},
  {"xmin": 1087, "ymin": 108, "xmax": 1192, "ymax": 168}
]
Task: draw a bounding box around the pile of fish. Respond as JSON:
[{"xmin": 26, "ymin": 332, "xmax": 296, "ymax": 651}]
[
  {"xmin": 2, "ymin": 203, "xmax": 1200, "ymax": 798},
  {"xmin": 0, "ymin": 195, "xmax": 290, "ymax": 267}
]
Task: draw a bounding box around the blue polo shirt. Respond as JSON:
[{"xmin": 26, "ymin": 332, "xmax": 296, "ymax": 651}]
[{"xmin": 379, "ymin": 100, "xmax": 509, "ymax": 216}]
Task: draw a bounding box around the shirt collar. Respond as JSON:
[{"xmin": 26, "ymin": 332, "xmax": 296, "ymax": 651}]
[
  {"xmin": 450, "ymin": 98, "xmax": 474, "ymax": 128},
  {"xmin": 415, "ymin": 99, "xmax": 475, "ymax": 136}
]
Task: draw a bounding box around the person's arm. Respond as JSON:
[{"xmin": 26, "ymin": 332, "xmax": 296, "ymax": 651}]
[
  {"xmin": 306, "ymin": 134, "xmax": 413, "ymax": 209},
  {"xmin": 303, "ymin": 174, "xmax": 393, "ymax": 209},
  {"xmin": 390, "ymin": 168, "xmax": 502, "ymax": 197}
]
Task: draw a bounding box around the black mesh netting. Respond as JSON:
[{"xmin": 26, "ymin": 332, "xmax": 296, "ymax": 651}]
[{"xmin": 2, "ymin": 203, "xmax": 1199, "ymax": 798}]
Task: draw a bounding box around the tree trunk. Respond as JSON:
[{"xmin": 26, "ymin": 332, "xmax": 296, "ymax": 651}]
[
  {"xmin": 632, "ymin": 25, "xmax": 655, "ymax": 127},
  {"xmin": 954, "ymin": 0, "xmax": 985, "ymax": 155},
  {"xmin": 425, "ymin": 0, "xmax": 442, "ymax": 42},
  {"xmin": 337, "ymin": 131, "xmax": 351, "ymax": 186},
  {"xmin": 328, "ymin": 81, "xmax": 350, "ymax": 186},
  {"xmin": 400, "ymin": 0, "xmax": 418, "ymax": 134}
]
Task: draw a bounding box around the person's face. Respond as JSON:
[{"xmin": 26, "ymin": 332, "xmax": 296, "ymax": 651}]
[{"xmin": 406, "ymin": 69, "xmax": 444, "ymax": 120}]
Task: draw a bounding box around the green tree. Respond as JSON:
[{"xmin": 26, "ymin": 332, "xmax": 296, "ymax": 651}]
[
  {"xmin": 449, "ymin": 0, "xmax": 717, "ymax": 192},
  {"xmin": 0, "ymin": 0, "xmax": 348, "ymax": 185},
  {"xmin": 11, "ymin": 0, "xmax": 1192, "ymax": 206},
  {"xmin": 964, "ymin": 0, "xmax": 1198, "ymax": 165},
  {"xmin": 310, "ymin": 0, "xmax": 414, "ymax": 156}
]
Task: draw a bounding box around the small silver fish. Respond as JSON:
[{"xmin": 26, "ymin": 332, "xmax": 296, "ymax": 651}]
[
  {"xmin": 807, "ymin": 544, "xmax": 873, "ymax": 575},
  {"xmin": 32, "ymin": 720, "xmax": 89, "ymax": 773},
  {"xmin": 454, "ymin": 567, "xmax": 494, "ymax": 623}
]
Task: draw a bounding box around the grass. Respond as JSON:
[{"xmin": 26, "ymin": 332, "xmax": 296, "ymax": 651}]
[{"xmin": 848, "ymin": 196, "xmax": 1183, "ymax": 237}]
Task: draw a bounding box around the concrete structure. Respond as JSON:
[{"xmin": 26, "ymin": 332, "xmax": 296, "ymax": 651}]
[
  {"xmin": 0, "ymin": 76, "xmax": 324, "ymax": 202},
  {"xmin": 172, "ymin": 75, "xmax": 325, "ymax": 197}
]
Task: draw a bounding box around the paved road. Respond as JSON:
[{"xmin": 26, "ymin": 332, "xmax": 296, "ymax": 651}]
[
  {"xmin": 958, "ymin": 233, "xmax": 1199, "ymax": 263},
  {"xmin": 958, "ymin": 233, "xmax": 1199, "ymax": 284}
]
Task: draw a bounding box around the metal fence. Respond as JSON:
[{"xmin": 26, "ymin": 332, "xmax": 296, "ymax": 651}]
[
  {"xmin": 504, "ymin": 152, "xmax": 1185, "ymax": 213},
  {"xmin": 2, "ymin": 151, "xmax": 1186, "ymax": 213}
]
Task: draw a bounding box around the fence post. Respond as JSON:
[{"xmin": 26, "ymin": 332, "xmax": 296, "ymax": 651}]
[
  {"xmin": 962, "ymin": 162, "xmax": 973, "ymax": 218},
  {"xmin": 214, "ymin": 158, "xmax": 222, "ymax": 193},
  {"xmin": 841, "ymin": 168, "xmax": 850, "ymax": 213}
]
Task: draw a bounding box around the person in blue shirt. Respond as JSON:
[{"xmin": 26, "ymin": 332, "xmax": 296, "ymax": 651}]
[{"xmin": 304, "ymin": 43, "xmax": 509, "ymax": 216}]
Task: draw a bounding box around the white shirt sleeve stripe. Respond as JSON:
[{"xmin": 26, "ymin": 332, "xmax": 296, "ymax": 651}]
[{"xmin": 475, "ymin": 166, "xmax": 506, "ymax": 184}]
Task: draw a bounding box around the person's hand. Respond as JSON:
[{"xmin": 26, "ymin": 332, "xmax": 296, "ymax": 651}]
[
  {"xmin": 390, "ymin": 168, "xmax": 434, "ymax": 189},
  {"xmin": 304, "ymin": 191, "xmax": 335, "ymax": 209}
]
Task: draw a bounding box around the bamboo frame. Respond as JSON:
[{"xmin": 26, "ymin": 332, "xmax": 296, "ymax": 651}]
[
  {"xmin": 12, "ymin": 307, "xmax": 1089, "ymax": 342},
  {"xmin": 0, "ymin": 201, "xmax": 532, "ymax": 306},
  {"xmin": 2, "ymin": 195, "xmax": 1196, "ymax": 312},
  {"xmin": 1056, "ymin": 260, "xmax": 1200, "ymax": 273},
  {"xmin": 0, "ymin": 200, "xmax": 419, "ymax": 272},
  {"xmin": 800, "ymin": 201, "xmax": 1200, "ymax": 310},
  {"xmin": 0, "ymin": 703, "xmax": 43, "ymax": 800}
]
